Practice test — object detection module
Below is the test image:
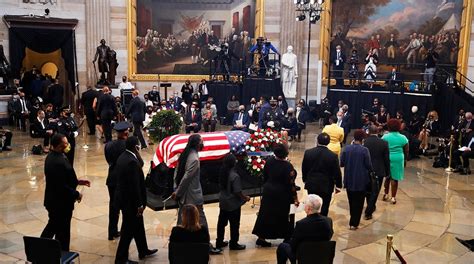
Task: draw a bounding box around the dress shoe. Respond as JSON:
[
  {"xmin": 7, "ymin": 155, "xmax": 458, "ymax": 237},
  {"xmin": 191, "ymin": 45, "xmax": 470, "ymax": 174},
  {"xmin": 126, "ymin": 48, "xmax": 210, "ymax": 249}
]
[
  {"xmin": 215, "ymin": 241, "xmax": 228, "ymax": 248},
  {"xmin": 209, "ymin": 246, "xmax": 222, "ymax": 255},
  {"xmin": 108, "ymin": 232, "xmax": 120, "ymax": 241},
  {"xmin": 256, "ymin": 239, "xmax": 271, "ymax": 247},
  {"xmin": 229, "ymin": 243, "xmax": 246, "ymax": 250},
  {"xmin": 456, "ymin": 237, "xmax": 474, "ymax": 251},
  {"xmin": 364, "ymin": 215, "xmax": 373, "ymax": 220},
  {"xmin": 2, "ymin": 146, "xmax": 12, "ymax": 151},
  {"xmin": 138, "ymin": 249, "xmax": 158, "ymax": 259}
]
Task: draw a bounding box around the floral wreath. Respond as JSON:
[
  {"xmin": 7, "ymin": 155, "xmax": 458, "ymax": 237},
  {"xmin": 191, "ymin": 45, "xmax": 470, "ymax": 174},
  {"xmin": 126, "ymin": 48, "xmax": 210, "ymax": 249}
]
[{"xmin": 245, "ymin": 128, "xmax": 285, "ymax": 177}]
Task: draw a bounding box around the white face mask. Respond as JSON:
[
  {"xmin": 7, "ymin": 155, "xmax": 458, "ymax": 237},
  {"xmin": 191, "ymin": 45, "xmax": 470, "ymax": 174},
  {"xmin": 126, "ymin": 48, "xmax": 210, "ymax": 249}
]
[{"xmin": 297, "ymin": 107, "xmax": 301, "ymax": 111}]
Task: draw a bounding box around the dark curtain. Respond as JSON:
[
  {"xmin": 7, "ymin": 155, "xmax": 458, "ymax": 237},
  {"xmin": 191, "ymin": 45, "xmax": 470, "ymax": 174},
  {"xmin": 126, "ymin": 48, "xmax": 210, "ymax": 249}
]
[
  {"xmin": 328, "ymin": 90, "xmax": 434, "ymax": 130},
  {"xmin": 242, "ymin": 78, "xmax": 283, "ymax": 104},
  {"xmin": 9, "ymin": 27, "xmax": 76, "ymax": 93},
  {"xmin": 208, "ymin": 82, "xmax": 242, "ymax": 117}
]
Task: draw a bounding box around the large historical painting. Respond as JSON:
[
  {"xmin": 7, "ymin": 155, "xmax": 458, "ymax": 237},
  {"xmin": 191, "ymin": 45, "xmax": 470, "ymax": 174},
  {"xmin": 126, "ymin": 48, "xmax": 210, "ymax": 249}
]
[
  {"xmin": 330, "ymin": 0, "xmax": 464, "ymax": 77},
  {"xmin": 134, "ymin": 0, "xmax": 257, "ymax": 76}
]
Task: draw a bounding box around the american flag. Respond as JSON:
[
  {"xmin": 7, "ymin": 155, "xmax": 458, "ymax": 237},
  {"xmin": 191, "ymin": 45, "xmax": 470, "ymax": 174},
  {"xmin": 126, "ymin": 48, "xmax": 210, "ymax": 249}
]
[{"xmin": 152, "ymin": 131, "xmax": 250, "ymax": 168}]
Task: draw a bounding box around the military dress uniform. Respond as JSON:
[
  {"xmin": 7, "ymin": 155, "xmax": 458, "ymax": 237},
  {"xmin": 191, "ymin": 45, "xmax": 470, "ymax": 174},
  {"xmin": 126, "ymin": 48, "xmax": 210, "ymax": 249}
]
[
  {"xmin": 262, "ymin": 107, "xmax": 285, "ymax": 131},
  {"xmin": 57, "ymin": 110, "xmax": 78, "ymax": 165},
  {"xmin": 104, "ymin": 122, "xmax": 130, "ymax": 240}
]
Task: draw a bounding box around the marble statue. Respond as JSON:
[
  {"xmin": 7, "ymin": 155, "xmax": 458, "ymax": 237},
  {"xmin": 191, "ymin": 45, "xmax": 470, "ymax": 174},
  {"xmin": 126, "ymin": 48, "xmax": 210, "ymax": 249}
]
[{"xmin": 281, "ymin": 45, "xmax": 298, "ymax": 98}]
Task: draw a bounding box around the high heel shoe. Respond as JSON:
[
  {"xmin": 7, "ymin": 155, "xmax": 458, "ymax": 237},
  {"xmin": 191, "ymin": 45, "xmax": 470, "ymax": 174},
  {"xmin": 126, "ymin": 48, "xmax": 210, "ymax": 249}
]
[
  {"xmin": 391, "ymin": 197, "xmax": 397, "ymax": 204},
  {"xmin": 382, "ymin": 194, "xmax": 389, "ymax": 201}
]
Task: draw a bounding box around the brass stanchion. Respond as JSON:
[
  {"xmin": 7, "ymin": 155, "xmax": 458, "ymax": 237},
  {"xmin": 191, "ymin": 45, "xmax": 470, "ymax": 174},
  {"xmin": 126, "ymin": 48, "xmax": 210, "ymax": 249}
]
[
  {"xmin": 386, "ymin": 234, "xmax": 393, "ymax": 264},
  {"xmin": 445, "ymin": 135, "xmax": 454, "ymax": 172}
]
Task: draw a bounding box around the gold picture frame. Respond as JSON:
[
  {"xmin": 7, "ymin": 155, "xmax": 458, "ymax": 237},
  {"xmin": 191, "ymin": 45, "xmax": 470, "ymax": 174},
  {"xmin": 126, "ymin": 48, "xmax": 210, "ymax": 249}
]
[
  {"xmin": 318, "ymin": 0, "xmax": 473, "ymax": 84},
  {"xmin": 127, "ymin": 0, "xmax": 265, "ymax": 82}
]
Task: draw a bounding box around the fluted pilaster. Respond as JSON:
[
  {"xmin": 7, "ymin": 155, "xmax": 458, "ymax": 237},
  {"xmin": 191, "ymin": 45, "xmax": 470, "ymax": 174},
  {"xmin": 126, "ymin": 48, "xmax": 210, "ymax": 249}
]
[{"xmin": 85, "ymin": 0, "xmax": 111, "ymax": 86}]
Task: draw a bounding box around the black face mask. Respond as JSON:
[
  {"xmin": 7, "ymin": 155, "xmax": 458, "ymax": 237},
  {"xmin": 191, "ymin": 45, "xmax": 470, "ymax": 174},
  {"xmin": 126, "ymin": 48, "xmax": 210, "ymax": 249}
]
[
  {"xmin": 198, "ymin": 143, "xmax": 204, "ymax": 151},
  {"xmin": 270, "ymin": 103, "xmax": 277, "ymax": 107}
]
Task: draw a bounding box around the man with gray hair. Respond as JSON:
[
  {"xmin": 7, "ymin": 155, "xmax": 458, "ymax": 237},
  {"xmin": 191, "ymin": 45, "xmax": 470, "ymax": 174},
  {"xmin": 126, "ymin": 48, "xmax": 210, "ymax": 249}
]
[{"xmin": 276, "ymin": 194, "xmax": 334, "ymax": 264}]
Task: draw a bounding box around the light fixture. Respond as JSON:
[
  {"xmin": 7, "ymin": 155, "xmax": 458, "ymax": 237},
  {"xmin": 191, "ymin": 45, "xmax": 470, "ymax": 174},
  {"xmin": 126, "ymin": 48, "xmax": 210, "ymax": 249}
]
[{"xmin": 294, "ymin": 0, "xmax": 325, "ymax": 103}]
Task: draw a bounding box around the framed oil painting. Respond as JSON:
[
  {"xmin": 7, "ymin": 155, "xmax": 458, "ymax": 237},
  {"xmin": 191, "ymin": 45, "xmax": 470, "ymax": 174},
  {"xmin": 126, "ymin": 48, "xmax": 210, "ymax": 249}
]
[
  {"xmin": 127, "ymin": 0, "xmax": 264, "ymax": 81},
  {"xmin": 319, "ymin": 0, "xmax": 472, "ymax": 81}
]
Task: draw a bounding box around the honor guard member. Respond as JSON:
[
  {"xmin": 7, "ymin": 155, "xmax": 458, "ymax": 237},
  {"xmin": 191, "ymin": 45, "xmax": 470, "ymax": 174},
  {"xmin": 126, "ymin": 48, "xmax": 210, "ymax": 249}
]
[
  {"xmin": 57, "ymin": 106, "xmax": 78, "ymax": 165},
  {"xmin": 262, "ymin": 96, "xmax": 285, "ymax": 131},
  {"xmin": 104, "ymin": 121, "xmax": 131, "ymax": 241}
]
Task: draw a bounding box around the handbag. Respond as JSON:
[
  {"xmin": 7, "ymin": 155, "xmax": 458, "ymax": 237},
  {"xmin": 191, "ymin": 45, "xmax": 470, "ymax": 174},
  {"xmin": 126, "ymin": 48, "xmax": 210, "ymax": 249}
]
[
  {"xmin": 368, "ymin": 170, "xmax": 379, "ymax": 193},
  {"xmin": 31, "ymin": 144, "xmax": 43, "ymax": 155}
]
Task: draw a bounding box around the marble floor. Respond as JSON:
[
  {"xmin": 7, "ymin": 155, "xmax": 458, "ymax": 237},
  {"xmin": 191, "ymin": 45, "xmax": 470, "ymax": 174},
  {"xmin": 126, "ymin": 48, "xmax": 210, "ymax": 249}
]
[{"xmin": 1, "ymin": 123, "xmax": 474, "ymax": 263}]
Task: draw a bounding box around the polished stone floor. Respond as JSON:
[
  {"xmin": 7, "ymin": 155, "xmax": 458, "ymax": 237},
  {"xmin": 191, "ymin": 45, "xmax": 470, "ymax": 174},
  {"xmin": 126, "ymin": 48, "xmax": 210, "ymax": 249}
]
[{"xmin": 1, "ymin": 123, "xmax": 474, "ymax": 263}]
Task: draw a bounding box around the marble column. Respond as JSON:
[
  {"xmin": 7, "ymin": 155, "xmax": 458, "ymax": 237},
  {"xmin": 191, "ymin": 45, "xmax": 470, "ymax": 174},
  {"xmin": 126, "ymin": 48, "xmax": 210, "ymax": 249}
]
[
  {"xmin": 85, "ymin": 0, "xmax": 111, "ymax": 87},
  {"xmin": 280, "ymin": 0, "xmax": 306, "ymax": 100}
]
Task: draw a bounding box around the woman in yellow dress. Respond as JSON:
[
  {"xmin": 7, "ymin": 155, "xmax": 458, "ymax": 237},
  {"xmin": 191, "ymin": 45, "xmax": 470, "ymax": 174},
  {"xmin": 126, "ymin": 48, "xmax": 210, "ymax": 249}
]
[{"xmin": 322, "ymin": 116, "xmax": 344, "ymax": 156}]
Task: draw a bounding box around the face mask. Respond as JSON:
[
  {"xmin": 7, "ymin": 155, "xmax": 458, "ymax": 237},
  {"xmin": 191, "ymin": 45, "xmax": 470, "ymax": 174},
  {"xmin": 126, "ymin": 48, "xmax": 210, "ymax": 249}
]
[
  {"xmin": 198, "ymin": 143, "xmax": 204, "ymax": 151},
  {"xmin": 240, "ymin": 109, "xmax": 245, "ymax": 113},
  {"xmin": 297, "ymin": 107, "xmax": 301, "ymax": 111},
  {"xmin": 337, "ymin": 116, "xmax": 342, "ymax": 120},
  {"xmin": 135, "ymin": 145, "xmax": 140, "ymax": 152},
  {"xmin": 270, "ymin": 103, "xmax": 277, "ymax": 107},
  {"xmin": 64, "ymin": 143, "xmax": 71, "ymax": 154},
  {"xmin": 191, "ymin": 107, "xmax": 195, "ymax": 111}
]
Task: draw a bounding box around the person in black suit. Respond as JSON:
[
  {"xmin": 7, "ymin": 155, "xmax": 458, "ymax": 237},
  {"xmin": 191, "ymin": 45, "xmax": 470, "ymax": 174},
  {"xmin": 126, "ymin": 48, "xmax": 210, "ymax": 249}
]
[
  {"xmin": 341, "ymin": 104, "xmax": 352, "ymax": 143},
  {"xmin": 363, "ymin": 125, "xmax": 390, "ymax": 220},
  {"xmin": 126, "ymin": 90, "xmax": 147, "ymax": 148},
  {"xmin": 198, "ymin": 79, "xmax": 209, "ymax": 103},
  {"xmin": 302, "ymin": 133, "xmax": 342, "ymax": 216},
  {"xmin": 277, "ymin": 95, "xmax": 288, "ymax": 114},
  {"xmin": 31, "ymin": 110, "xmax": 54, "ymax": 152},
  {"xmin": 296, "ymin": 102, "xmax": 309, "ymax": 142},
  {"xmin": 41, "ymin": 133, "xmax": 90, "ymax": 251},
  {"xmin": 0, "ymin": 126, "xmax": 13, "ymax": 151},
  {"xmin": 81, "ymin": 86, "xmax": 99, "ymax": 135},
  {"xmin": 104, "ymin": 122, "xmax": 131, "ymax": 241},
  {"xmin": 185, "ymin": 102, "xmax": 202, "ymax": 133},
  {"xmin": 331, "ymin": 45, "xmax": 346, "ymax": 87},
  {"xmin": 276, "ymin": 194, "xmax": 334, "ymax": 264},
  {"xmin": 147, "ymin": 85, "xmax": 161, "ymax": 105},
  {"xmin": 57, "ymin": 106, "xmax": 78, "ymax": 166},
  {"xmin": 13, "ymin": 91, "xmax": 30, "ymax": 131},
  {"xmin": 385, "ymin": 67, "xmax": 404, "ymax": 89},
  {"xmin": 97, "ymin": 87, "xmax": 117, "ymax": 143},
  {"xmin": 48, "ymin": 78, "xmax": 64, "ymax": 112},
  {"xmin": 232, "ymin": 105, "xmax": 250, "ymax": 131},
  {"xmin": 114, "ymin": 136, "xmax": 157, "ymax": 263}
]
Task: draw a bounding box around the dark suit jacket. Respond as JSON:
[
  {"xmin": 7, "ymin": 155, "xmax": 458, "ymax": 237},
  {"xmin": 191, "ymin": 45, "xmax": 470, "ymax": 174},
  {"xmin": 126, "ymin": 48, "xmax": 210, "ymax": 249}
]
[
  {"xmin": 81, "ymin": 89, "xmax": 99, "ymax": 113},
  {"xmin": 13, "ymin": 98, "xmax": 31, "ymax": 114},
  {"xmin": 278, "ymin": 100, "xmax": 288, "ymax": 113},
  {"xmin": 48, "ymin": 84, "xmax": 64, "ymax": 107},
  {"xmin": 341, "ymin": 112, "xmax": 352, "ymax": 135},
  {"xmin": 31, "ymin": 118, "xmax": 49, "ymax": 138},
  {"xmin": 331, "ymin": 51, "xmax": 346, "ymax": 69},
  {"xmin": 126, "ymin": 96, "xmax": 146, "ymax": 123},
  {"xmin": 364, "ymin": 135, "xmax": 390, "ymax": 178},
  {"xmin": 104, "ymin": 139, "xmax": 126, "ymax": 187},
  {"xmin": 232, "ymin": 112, "xmax": 250, "ymax": 127},
  {"xmin": 44, "ymin": 151, "xmax": 79, "ymax": 210},
  {"xmin": 185, "ymin": 110, "xmax": 202, "ymax": 127},
  {"xmin": 97, "ymin": 93, "xmax": 117, "ymax": 120},
  {"xmin": 296, "ymin": 109, "xmax": 309, "ymax": 129},
  {"xmin": 113, "ymin": 151, "xmax": 147, "ymax": 210},
  {"xmin": 290, "ymin": 214, "xmax": 334, "ymax": 254},
  {"xmin": 302, "ymin": 146, "xmax": 342, "ymax": 194}
]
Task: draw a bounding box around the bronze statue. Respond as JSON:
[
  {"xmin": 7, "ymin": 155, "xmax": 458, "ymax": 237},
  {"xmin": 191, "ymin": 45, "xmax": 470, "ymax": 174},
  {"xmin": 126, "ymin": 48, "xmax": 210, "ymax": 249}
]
[
  {"xmin": 93, "ymin": 39, "xmax": 111, "ymax": 84},
  {"xmin": 107, "ymin": 49, "xmax": 119, "ymax": 85}
]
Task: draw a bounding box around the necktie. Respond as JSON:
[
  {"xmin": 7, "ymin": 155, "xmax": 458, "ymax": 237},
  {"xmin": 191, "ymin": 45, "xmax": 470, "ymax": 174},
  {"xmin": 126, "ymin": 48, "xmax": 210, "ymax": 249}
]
[
  {"xmin": 239, "ymin": 113, "xmax": 242, "ymax": 120},
  {"xmin": 192, "ymin": 111, "xmax": 195, "ymax": 120},
  {"xmin": 337, "ymin": 52, "xmax": 340, "ymax": 60}
]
